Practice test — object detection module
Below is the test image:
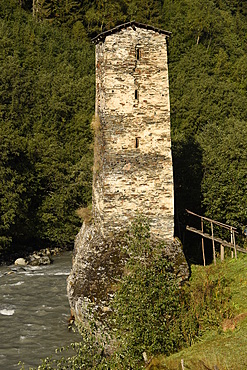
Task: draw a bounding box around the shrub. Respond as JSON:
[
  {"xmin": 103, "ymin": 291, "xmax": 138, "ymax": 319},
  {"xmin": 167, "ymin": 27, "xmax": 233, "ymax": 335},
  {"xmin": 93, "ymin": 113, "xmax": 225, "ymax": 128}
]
[
  {"xmin": 109, "ymin": 216, "xmax": 183, "ymax": 368},
  {"xmin": 179, "ymin": 263, "xmax": 233, "ymax": 346},
  {"xmin": 75, "ymin": 205, "xmax": 92, "ymax": 224}
]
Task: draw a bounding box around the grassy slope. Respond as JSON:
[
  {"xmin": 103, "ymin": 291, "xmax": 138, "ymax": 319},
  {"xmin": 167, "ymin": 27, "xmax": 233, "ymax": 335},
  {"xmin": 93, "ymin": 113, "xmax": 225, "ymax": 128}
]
[{"xmin": 148, "ymin": 255, "xmax": 247, "ymax": 370}]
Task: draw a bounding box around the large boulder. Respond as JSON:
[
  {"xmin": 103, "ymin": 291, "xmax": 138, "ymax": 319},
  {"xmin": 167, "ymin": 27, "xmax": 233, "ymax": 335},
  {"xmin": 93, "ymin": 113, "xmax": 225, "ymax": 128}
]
[
  {"xmin": 67, "ymin": 222, "xmax": 189, "ymax": 324},
  {"xmin": 14, "ymin": 258, "xmax": 27, "ymax": 266},
  {"xmin": 67, "ymin": 223, "xmax": 127, "ymax": 322}
]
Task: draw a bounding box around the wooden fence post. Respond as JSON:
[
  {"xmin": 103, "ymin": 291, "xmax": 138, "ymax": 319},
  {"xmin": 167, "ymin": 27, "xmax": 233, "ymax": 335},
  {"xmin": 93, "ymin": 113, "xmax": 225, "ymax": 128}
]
[
  {"xmin": 233, "ymin": 230, "xmax": 237, "ymax": 260},
  {"xmin": 211, "ymin": 221, "xmax": 216, "ymax": 265},
  {"xmin": 201, "ymin": 218, "xmax": 206, "ymax": 266},
  {"xmin": 186, "ymin": 209, "xmax": 243, "ymax": 266},
  {"xmin": 231, "ymin": 228, "xmax": 234, "ymax": 258},
  {"xmin": 220, "ymin": 244, "xmax": 224, "ymax": 262}
]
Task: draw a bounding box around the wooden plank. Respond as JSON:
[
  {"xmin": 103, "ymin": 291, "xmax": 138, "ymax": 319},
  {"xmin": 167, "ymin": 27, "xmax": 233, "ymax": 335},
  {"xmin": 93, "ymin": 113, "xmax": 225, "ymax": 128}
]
[
  {"xmin": 211, "ymin": 222, "xmax": 216, "ymax": 265},
  {"xmin": 186, "ymin": 209, "xmax": 238, "ymax": 231},
  {"xmin": 186, "ymin": 226, "xmax": 247, "ymax": 254}
]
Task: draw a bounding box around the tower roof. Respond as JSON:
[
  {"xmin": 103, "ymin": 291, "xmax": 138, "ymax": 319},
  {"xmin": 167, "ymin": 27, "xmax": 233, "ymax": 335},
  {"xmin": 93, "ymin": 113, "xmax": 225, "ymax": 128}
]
[{"xmin": 92, "ymin": 21, "xmax": 171, "ymax": 44}]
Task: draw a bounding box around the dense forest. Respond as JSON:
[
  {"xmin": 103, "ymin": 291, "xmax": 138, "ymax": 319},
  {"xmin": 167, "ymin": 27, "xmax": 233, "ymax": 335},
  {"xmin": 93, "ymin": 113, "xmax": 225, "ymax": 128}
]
[{"xmin": 1, "ymin": 0, "xmax": 246, "ymax": 261}]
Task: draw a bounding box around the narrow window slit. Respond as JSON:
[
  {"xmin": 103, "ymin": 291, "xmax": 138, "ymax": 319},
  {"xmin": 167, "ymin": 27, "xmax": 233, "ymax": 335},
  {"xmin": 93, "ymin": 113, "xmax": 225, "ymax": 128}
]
[
  {"xmin": 135, "ymin": 89, "xmax": 139, "ymax": 100},
  {"xmin": 136, "ymin": 47, "xmax": 141, "ymax": 60},
  {"xmin": 135, "ymin": 137, "xmax": 140, "ymax": 148},
  {"xmin": 136, "ymin": 48, "xmax": 140, "ymax": 60}
]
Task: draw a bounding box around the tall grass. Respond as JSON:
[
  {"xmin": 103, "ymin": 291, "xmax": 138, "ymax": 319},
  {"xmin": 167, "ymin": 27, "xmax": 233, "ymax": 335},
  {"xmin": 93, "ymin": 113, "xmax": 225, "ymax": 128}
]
[{"xmin": 148, "ymin": 255, "xmax": 247, "ymax": 370}]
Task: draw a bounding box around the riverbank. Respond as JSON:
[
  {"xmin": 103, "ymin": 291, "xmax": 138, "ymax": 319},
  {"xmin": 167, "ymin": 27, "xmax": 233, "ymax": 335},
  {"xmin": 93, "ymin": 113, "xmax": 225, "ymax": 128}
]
[{"xmin": 0, "ymin": 244, "xmax": 72, "ymax": 266}]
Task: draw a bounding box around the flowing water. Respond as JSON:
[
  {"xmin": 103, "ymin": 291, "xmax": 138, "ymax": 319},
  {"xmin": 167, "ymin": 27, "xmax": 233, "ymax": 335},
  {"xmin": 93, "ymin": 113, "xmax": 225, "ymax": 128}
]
[{"xmin": 0, "ymin": 252, "xmax": 81, "ymax": 370}]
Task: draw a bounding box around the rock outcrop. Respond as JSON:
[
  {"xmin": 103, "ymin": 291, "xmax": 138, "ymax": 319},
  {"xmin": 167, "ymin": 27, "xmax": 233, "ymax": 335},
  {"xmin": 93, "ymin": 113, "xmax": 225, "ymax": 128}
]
[
  {"xmin": 67, "ymin": 222, "xmax": 128, "ymax": 322},
  {"xmin": 67, "ymin": 222, "xmax": 189, "ymax": 323}
]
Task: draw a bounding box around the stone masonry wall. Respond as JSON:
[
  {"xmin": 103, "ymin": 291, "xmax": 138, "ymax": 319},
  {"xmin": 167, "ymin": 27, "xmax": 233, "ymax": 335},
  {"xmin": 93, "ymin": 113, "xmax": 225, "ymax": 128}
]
[{"xmin": 93, "ymin": 25, "xmax": 174, "ymax": 241}]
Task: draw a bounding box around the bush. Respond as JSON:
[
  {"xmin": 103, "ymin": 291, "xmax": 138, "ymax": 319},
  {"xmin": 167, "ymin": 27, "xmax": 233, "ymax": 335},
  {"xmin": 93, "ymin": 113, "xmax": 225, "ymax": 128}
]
[
  {"xmin": 109, "ymin": 216, "xmax": 184, "ymax": 369},
  {"xmin": 179, "ymin": 263, "xmax": 233, "ymax": 346}
]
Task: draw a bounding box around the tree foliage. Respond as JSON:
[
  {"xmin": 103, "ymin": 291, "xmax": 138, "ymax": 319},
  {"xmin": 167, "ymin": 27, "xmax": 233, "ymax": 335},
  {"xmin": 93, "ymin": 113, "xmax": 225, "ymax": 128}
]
[
  {"xmin": 198, "ymin": 119, "xmax": 247, "ymax": 227},
  {"xmin": 1, "ymin": 0, "xmax": 246, "ymax": 258},
  {"xmin": 0, "ymin": 1, "xmax": 94, "ymax": 256},
  {"xmin": 111, "ymin": 217, "xmax": 183, "ymax": 368}
]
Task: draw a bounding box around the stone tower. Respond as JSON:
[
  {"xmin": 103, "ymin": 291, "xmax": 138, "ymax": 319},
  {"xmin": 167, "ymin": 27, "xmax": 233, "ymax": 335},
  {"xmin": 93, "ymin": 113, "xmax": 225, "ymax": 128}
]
[
  {"xmin": 92, "ymin": 22, "xmax": 174, "ymax": 241},
  {"xmin": 67, "ymin": 23, "xmax": 189, "ymax": 322}
]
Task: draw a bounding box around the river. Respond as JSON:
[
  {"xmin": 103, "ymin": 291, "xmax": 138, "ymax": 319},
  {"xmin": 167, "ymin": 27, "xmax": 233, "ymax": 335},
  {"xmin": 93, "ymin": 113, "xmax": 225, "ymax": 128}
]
[{"xmin": 0, "ymin": 251, "xmax": 81, "ymax": 370}]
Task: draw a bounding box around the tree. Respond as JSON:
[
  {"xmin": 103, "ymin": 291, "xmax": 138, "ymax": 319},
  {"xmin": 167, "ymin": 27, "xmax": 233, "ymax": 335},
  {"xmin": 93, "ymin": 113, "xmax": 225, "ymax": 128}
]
[
  {"xmin": 0, "ymin": 2, "xmax": 94, "ymax": 256},
  {"xmin": 125, "ymin": 0, "xmax": 163, "ymax": 25},
  {"xmin": 0, "ymin": 129, "xmax": 30, "ymax": 251},
  {"xmin": 84, "ymin": 0, "xmax": 127, "ymax": 35},
  {"xmin": 198, "ymin": 118, "xmax": 247, "ymax": 228}
]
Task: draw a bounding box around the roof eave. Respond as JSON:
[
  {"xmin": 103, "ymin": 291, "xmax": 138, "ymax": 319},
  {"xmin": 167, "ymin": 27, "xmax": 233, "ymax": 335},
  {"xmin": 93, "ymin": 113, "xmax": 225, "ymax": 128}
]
[{"xmin": 91, "ymin": 21, "xmax": 171, "ymax": 44}]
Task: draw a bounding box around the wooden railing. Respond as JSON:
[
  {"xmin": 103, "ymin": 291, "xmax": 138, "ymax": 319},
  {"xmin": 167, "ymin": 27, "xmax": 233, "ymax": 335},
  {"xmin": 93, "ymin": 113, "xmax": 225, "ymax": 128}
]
[{"xmin": 186, "ymin": 209, "xmax": 247, "ymax": 266}]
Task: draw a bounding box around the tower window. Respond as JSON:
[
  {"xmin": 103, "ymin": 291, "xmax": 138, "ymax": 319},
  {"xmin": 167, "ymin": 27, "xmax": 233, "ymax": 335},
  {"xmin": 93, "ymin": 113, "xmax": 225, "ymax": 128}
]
[
  {"xmin": 135, "ymin": 89, "xmax": 139, "ymax": 100},
  {"xmin": 135, "ymin": 137, "xmax": 140, "ymax": 148},
  {"xmin": 136, "ymin": 47, "xmax": 141, "ymax": 60}
]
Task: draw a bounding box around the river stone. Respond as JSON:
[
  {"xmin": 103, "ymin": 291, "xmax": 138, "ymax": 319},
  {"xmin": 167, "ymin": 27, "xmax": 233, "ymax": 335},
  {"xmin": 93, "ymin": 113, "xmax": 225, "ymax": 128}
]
[
  {"xmin": 14, "ymin": 258, "xmax": 27, "ymax": 266},
  {"xmin": 28, "ymin": 255, "xmax": 52, "ymax": 266},
  {"xmin": 28, "ymin": 257, "xmax": 40, "ymax": 266},
  {"xmin": 39, "ymin": 256, "xmax": 52, "ymax": 265}
]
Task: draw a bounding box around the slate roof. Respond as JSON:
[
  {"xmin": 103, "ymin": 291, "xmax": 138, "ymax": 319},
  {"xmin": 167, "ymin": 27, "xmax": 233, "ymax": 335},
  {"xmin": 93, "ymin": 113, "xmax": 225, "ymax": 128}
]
[{"xmin": 92, "ymin": 21, "xmax": 171, "ymax": 44}]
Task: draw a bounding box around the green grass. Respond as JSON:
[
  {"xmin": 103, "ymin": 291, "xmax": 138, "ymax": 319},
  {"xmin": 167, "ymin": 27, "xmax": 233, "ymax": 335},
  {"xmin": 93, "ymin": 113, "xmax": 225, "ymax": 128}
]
[{"xmin": 147, "ymin": 255, "xmax": 247, "ymax": 370}]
